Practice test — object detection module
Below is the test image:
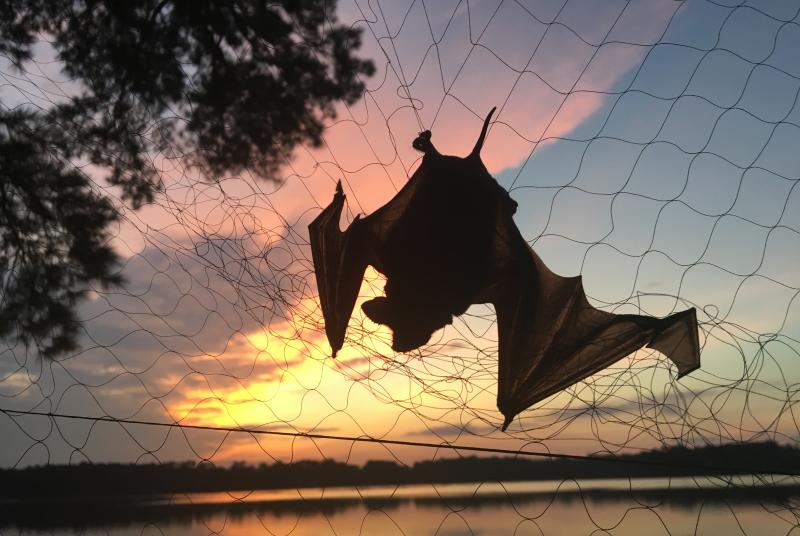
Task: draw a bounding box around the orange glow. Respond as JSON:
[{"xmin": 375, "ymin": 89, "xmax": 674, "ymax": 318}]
[{"xmin": 129, "ymin": 2, "xmax": 686, "ymax": 465}]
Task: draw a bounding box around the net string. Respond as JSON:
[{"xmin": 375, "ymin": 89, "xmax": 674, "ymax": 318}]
[{"xmin": 1, "ymin": 0, "xmax": 800, "ymax": 533}]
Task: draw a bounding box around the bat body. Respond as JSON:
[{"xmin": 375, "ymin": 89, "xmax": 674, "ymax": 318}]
[{"xmin": 309, "ymin": 109, "xmax": 700, "ymax": 430}]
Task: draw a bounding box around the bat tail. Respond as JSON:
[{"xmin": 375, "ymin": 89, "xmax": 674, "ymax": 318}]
[{"xmin": 469, "ymin": 106, "xmax": 497, "ymax": 160}]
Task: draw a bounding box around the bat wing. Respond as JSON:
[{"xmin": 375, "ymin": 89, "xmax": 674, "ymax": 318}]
[
  {"xmin": 309, "ymin": 111, "xmax": 700, "ymax": 428},
  {"xmin": 309, "ymin": 176, "xmax": 424, "ymax": 357},
  {"xmin": 308, "ymin": 181, "xmax": 372, "ymax": 357},
  {"xmin": 492, "ymin": 217, "xmax": 700, "ymax": 431},
  {"xmin": 310, "ymin": 112, "xmax": 504, "ymax": 356}
]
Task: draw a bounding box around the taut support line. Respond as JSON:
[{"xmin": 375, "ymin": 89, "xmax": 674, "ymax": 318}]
[{"xmin": 1, "ymin": 408, "xmax": 796, "ymax": 477}]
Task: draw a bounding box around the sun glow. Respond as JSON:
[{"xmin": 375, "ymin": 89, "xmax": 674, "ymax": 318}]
[{"xmin": 165, "ymin": 270, "xmax": 411, "ymax": 435}]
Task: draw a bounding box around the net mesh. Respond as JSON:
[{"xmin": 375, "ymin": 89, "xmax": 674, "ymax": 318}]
[{"xmin": 2, "ymin": 0, "xmax": 800, "ymax": 534}]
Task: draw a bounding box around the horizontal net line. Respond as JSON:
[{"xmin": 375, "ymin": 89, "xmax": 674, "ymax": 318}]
[{"xmin": 2, "ymin": 407, "xmax": 797, "ymax": 477}]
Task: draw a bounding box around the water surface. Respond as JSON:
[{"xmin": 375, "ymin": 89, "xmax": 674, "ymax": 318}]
[{"xmin": 4, "ymin": 476, "xmax": 797, "ymax": 535}]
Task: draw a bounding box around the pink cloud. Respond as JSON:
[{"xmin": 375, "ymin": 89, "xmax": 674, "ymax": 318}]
[{"xmin": 287, "ymin": 0, "xmax": 681, "ymax": 219}]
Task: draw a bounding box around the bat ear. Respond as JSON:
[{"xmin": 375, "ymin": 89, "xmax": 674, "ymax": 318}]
[{"xmin": 469, "ymin": 107, "xmax": 496, "ymax": 160}]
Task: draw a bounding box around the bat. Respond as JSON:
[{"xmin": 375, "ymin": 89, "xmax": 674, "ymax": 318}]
[{"xmin": 309, "ymin": 108, "xmax": 700, "ymax": 430}]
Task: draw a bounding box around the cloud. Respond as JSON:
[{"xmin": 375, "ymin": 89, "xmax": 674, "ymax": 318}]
[
  {"xmin": 6, "ymin": 1, "xmax": 797, "ymax": 469},
  {"xmin": 296, "ymin": 0, "xmax": 683, "ymax": 221}
]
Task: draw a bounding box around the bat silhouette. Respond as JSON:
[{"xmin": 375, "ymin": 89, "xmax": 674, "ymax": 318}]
[{"xmin": 309, "ymin": 108, "xmax": 700, "ymax": 430}]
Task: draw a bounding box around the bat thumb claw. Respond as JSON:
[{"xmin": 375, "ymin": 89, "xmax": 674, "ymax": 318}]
[{"xmin": 501, "ymin": 415, "xmax": 513, "ymax": 432}]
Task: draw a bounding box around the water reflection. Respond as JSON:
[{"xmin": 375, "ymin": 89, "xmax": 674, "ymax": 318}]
[{"xmin": 4, "ymin": 477, "xmax": 799, "ymax": 535}]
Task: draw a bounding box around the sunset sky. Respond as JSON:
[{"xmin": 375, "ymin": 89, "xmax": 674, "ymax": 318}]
[{"xmin": 1, "ymin": 0, "xmax": 799, "ymax": 468}]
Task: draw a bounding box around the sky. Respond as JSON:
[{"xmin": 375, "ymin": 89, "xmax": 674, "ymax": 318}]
[{"xmin": 1, "ymin": 0, "xmax": 799, "ymax": 468}]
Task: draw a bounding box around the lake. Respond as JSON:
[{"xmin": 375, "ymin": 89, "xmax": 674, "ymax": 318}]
[{"xmin": 3, "ymin": 476, "xmax": 798, "ymax": 535}]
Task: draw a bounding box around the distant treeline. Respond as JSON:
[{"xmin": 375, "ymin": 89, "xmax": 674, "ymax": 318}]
[{"xmin": 2, "ymin": 441, "xmax": 797, "ymax": 498}]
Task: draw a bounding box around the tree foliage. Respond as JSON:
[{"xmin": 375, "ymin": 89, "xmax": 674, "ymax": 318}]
[
  {"xmin": 0, "ymin": 110, "xmax": 121, "ymax": 358},
  {"xmin": 0, "ymin": 0, "xmax": 374, "ymax": 357}
]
